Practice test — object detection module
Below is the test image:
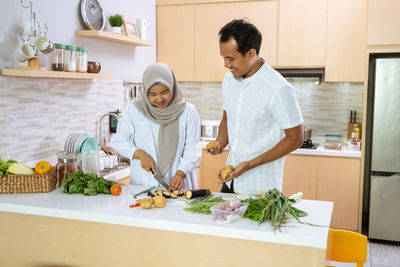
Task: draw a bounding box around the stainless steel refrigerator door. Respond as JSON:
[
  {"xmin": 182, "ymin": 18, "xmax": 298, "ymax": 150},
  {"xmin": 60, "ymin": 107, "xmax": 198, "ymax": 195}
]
[
  {"xmin": 371, "ymin": 58, "xmax": 400, "ymax": 172},
  {"xmin": 369, "ymin": 174, "xmax": 400, "ymax": 241}
]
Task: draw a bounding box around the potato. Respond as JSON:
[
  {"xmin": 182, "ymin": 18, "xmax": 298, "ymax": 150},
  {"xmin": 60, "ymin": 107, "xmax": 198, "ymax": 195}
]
[
  {"xmin": 206, "ymin": 141, "xmax": 219, "ymax": 150},
  {"xmin": 153, "ymin": 195, "xmax": 167, "ymax": 208},
  {"xmin": 220, "ymin": 165, "xmax": 234, "ymax": 180},
  {"xmin": 140, "ymin": 198, "xmax": 154, "ymax": 209}
]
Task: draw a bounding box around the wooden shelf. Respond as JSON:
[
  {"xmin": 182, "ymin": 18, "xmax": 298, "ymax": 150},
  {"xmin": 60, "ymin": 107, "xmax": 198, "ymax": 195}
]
[
  {"xmin": 75, "ymin": 30, "xmax": 153, "ymax": 46},
  {"xmin": 1, "ymin": 68, "xmax": 112, "ymax": 79}
]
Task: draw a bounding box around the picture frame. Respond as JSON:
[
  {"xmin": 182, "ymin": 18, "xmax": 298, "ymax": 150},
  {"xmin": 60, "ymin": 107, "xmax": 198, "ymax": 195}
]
[{"xmin": 123, "ymin": 21, "xmax": 139, "ymax": 38}]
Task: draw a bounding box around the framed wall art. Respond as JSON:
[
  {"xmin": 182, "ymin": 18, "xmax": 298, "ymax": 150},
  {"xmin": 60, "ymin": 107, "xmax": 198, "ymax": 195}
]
[{"xmin": 123, "ymin": 21, "xmax": 139, "ymax": 37}]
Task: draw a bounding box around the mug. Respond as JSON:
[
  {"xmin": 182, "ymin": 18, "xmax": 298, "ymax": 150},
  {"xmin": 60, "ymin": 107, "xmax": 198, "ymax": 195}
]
[
  {"xmin": 35, "ymin": 36, "xmax": 49, "ymax": 51},
  {"xmin": 21, "ymin": 44, "xmax": 35, "ymax": 58}
]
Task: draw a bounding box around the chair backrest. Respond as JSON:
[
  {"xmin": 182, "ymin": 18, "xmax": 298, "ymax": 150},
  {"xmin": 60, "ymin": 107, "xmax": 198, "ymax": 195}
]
[{"xmin": 326, "ymin": 228, "xmax": 368, "ymax": 267}]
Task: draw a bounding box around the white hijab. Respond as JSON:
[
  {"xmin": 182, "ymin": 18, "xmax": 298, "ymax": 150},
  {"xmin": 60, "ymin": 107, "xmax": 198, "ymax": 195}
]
[{"xmin": 135, "ymin": 63, "xmax": 188, "ymax": 177}]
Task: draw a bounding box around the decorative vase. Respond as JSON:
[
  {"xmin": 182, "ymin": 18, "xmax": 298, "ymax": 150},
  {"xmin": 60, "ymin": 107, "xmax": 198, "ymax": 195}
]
[{"xmin": 111, "ymin": 27, "xmax": 122, "ymax": 34}]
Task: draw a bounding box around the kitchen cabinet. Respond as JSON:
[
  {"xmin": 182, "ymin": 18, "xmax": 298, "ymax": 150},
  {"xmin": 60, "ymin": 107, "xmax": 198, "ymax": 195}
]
[
  {"xmin": 157, "ymin": 5, "xmax": 196, "ymax": 81},
  {"xmin": 235, "ymin": 0, "xmax": 279, "ymax": 67},
  {"xmin": 195, "ymin": 3, "xmax": 235, "ymax": 81},
  {"xmin": 366, "ymin": 0, "xmax": 400, "ymax": 45},
  {"xmin": 283, "ymin": 154, "xmax": 361, "ymax": 231},
  {"xmin": 324, "ymin": 0, "xmax": 367, "ymax": 82},
  {"xmin": 157, "ymin": 0, "xmax": 278, "ymax": 81},
  {"xmin": 278, "ymin": 0, "xmax": 327, "ymax": 67},
  {"xmin": 198, "ymin": 149, "xmax": 228, "ymax": 192}
]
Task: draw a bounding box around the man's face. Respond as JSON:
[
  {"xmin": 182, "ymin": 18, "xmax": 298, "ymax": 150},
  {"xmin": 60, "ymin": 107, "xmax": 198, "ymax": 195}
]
[{"xmin": 219, "ymin": 37, "xmax": 253, "ymax": 78}]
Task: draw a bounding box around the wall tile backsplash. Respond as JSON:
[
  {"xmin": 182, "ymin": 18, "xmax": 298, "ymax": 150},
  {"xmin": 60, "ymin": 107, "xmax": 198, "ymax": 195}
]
[
  {"xmin": 182, "ymin": 79, "xmax": 364, "ymax": 142},
  {"xmin": 0, "ymin": 76, "xmax": 363, "ymax": 162},
  {"xmin": 0, "ymin": 77, "xmax": 125, "ymax": 162}
]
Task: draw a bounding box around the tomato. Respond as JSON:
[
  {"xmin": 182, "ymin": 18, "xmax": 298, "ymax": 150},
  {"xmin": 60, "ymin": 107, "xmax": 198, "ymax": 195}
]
[
  {"xmin": 35, "ymin": 161, "xmax": 53, "ymax": 174},
  {"xmin": 110, "ymin": 184, "xmax": 122, "ymax": 196}
]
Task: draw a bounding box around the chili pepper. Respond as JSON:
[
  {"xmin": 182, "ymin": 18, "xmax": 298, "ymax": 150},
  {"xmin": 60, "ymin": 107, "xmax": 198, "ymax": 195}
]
[{"xmin": 129, "ymin": 204, "xmax": 136, "ymax": 208}]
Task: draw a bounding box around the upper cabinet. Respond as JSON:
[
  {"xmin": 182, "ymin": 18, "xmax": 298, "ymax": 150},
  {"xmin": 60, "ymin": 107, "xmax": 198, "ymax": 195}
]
[
  {"xmin": 366, "ymin": 0, "xmax": 400, "ymax": 45},
  {"xmin": 324, "ymin": 0, "xmax": 367, "ymax": 82},
  {"xmin": 195, "ymin": 3, "xmax": 235, "ymax": 81},
  {"xmin": 278, "ymin": 0, "xmax": 327, "ymax": 67},
  {"xmin": 236, "ymin": 1, "xmax": 278, "ymax": 67},
  {"xmin": 157, "ymin": 5, "xmax": 196, "ymax": 81}
]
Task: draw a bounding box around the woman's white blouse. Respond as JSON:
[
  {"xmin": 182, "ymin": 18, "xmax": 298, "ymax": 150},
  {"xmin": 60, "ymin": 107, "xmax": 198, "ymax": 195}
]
[
  {"xmin": 111, "ymin": 103, "xmax": 201, "ymax": 190},
  {"xmin": 222, "ymin": 63, "xmax": 303, "ymax": 195}
]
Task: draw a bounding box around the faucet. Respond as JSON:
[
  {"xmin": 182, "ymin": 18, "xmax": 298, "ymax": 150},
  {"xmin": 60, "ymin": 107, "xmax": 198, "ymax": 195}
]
[{"xmin": 97, "ymin": 113, "xmax": 120, "ymax": 147}]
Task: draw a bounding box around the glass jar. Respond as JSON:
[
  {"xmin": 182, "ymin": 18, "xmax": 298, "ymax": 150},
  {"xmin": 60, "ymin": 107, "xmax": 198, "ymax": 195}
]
[
  {"xmin": 51, "ymin": 43, "xmax": 65, "ymax": 71},
  {"xmin": 65, "ymin": 45, "xmax": 77, "ymax": 72},
  {"xmin": 57, "ymin": 152, "xmax": 78, "ymax": 188},
  {"xmin": 76, "ymin": 46, "xmax": 88, "ymax": 73},
  {"xmin": 324, "ymin": 134, "xmax": 342, "ymax": 150}
]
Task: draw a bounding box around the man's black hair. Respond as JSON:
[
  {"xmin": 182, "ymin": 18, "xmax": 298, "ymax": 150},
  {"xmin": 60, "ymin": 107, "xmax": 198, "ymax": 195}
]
[{"xmin": 219, "ymin": 19, "xmax": 262, "ymax": 57}]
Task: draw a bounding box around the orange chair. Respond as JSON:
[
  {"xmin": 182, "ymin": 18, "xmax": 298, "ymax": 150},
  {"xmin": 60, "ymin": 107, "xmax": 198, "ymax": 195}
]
[{"xmin": 326, "ymin": 228, "xmax": 368, "ymax": 267}]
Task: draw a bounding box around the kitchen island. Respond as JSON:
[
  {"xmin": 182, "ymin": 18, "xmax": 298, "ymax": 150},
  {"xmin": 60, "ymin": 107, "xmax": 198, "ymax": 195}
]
[{"xmin": 0, "ymin": 185, "xmax": 333, "ymax": 267}]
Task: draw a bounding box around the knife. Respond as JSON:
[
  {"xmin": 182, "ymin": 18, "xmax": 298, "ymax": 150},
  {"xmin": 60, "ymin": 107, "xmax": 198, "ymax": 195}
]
[
  {"xmin": 132, "ymin": 186, "xmax": 156, "ymax": 199},
  {"xmin": 151, "ymin": 169, "xmax": 170, "ymax": 189}
]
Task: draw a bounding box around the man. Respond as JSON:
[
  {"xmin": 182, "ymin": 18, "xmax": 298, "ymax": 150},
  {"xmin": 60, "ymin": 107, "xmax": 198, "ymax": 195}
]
[{"xmin": 206, "ymin": 19, "xmax": 304, "ymax": 194}]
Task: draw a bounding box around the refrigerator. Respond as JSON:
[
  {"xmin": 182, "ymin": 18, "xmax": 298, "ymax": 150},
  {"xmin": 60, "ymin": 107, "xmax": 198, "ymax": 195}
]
[{"xmin": 365, "ymin": 54, "xmax": 400, "ymax": 241}]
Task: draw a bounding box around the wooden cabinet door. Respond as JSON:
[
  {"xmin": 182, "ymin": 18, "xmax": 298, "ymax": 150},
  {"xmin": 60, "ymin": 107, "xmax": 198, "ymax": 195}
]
[
  {"xmin": 235, "ymin": 1, "xmax": 279, "ymax": 67},
  {"xmin": 282, "ymin": 155, "xmax": 317, "ymax": 199},
  {"xmin": 195, "ymin": 3, "xmax": 235, "ymax": 81},
  {"xmin": 367, "ymin": 0, "xmax": 400, "ymax": 45},
  {"xmin": 325, "ymin": 0, "xmax": 367, "ymax": 82},
  {"xmin": 157, "ymin": 5, "xmax": 195, "ymax": 81},
  {"xmin": 278, "ymin": 0, "xmax": 327, "ymax": 67},
  {"xmin": 316, "ymin": 157, "xmax": 360, "ymax": 231},
  {"xmin": 199, "ymin": 149, "xmax": 228, "ymax": 192}
]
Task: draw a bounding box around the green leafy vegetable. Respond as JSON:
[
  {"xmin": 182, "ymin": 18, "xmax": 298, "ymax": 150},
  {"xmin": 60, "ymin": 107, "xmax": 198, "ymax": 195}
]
[
  {"xmin": 184, "ymin": 195, "xmax": 225, "ymax": 214},
  {"xmin": 61, "ymin": 171, "xmax": 115, "ymax": 196},
  {"xmin": 0, "ymin": 157, "xmax": 17, "ymax": 176},
  {"xmin": 243, "ymin": 188, "xmax": 308, "ymax": 231}
]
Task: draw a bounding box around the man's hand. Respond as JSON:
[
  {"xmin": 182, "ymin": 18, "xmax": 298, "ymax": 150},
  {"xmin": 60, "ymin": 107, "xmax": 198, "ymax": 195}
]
[
  {"xmin": 217, "ymin": 161, "xmax": 250, "ymax": 183},
  {"xmin": 206, "ymin": 140, "xmax": 224, "ymax": 155}
]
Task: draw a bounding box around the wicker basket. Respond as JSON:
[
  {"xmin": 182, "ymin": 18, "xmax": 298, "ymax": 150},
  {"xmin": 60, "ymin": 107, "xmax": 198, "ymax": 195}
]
[{"xmin": 0, "ymin": 165, "xmax": 57, "ymax": 194}]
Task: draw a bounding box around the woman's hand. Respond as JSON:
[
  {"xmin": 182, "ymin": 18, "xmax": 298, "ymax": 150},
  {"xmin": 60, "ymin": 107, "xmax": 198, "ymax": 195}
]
[
  {"xmin": 133, "ymin": 150, "xmax": 156, "ymax": 174},
  {"xmin": 170, "ymin": 175, "xmax": 185, "ymax": 190}
]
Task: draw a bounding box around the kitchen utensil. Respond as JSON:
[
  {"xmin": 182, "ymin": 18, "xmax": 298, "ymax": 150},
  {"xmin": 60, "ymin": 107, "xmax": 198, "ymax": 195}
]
[
  {"xmin": 13, "ymin": 47, "xmax": 29, "ymax": 62},
  {"xmin": 21, "ymin": 44, "xmax": 35, "ymax": 58},
  {"xmin": 151, "ymin": 170, "xmax": 170, "ymax": 189},
  {"xmin": 132, "ymin": 186, "xmax": 156, "ymax": 199}
]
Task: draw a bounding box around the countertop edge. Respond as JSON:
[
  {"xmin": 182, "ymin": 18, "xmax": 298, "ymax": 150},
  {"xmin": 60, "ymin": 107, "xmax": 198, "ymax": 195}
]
[{"xmin": 0, "ymin": 200, "xmax": 331, "ymax": 249}]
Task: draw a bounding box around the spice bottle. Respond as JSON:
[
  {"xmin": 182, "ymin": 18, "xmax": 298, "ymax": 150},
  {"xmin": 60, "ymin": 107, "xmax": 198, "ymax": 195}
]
[
  {"xmin": 51, "ymin": 43, "xmax": 65, "ymax": 71},
  {"xmin": 76, "ymin": 46, "xmax": 88, "ymax": 73},
  {"xmin": 65, "ymin": 45, "xmax": 77, "ymax": 72},
  {"xmin": 57, "ymin": 152, "xmax": 78, "ymax": 188}
]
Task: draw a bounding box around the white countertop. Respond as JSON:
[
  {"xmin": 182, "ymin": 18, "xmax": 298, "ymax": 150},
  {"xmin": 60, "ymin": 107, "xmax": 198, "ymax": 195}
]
[
  {"xmin": 200, "ymin": 140, "xmax": 361, "ymax": 158},
  {"xmin": 0, "ymin": 185, "xmax": 333, "ymax": 249}
]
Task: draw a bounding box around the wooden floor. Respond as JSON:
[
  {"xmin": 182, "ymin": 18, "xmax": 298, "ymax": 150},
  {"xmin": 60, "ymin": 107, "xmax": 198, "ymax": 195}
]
[{"xmin": 327, "ymin": 239, "xmax": 400, "ymax": 267}]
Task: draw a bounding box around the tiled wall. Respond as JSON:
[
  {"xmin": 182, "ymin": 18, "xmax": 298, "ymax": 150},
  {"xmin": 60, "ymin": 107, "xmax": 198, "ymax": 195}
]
[
  {"xmin": 0, "ymin": 76, "xmax": 363, "ymax": 162},
  {"xmin": 0, "ymin": 77, "xmax": 125, "ymax": 162},
  {"xmin": 182, "ymin": 79, "xmax": 364, "ymax": 142}
]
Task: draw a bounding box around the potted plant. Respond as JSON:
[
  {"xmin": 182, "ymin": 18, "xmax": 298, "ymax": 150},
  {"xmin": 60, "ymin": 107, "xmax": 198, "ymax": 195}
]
[{"xmin": 108, "ymin": 14, "xmax": 124, "ymax": 34}]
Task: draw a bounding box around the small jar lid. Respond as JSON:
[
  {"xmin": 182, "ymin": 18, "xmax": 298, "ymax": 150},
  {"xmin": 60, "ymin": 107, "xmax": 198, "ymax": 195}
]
[
  {"xmin": 54, "ymin": 43, "xmax": 66, "ymax": 49},
  {"xmin": 77, "ymin": 46, "xmax": 88, "ymax": 52},
  {"xmin": 325, "ymin": 134, "xmax": 341, "ymax": 137},
  {"xmin": 65, "ymin": 45, "xmax": 77, "ymax": 51}
]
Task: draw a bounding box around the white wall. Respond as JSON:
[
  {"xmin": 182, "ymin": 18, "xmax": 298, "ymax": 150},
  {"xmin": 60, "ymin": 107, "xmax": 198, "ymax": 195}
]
[{"xmin": 0, "ymin": 0, "xmax": 156, "ymax": 81}]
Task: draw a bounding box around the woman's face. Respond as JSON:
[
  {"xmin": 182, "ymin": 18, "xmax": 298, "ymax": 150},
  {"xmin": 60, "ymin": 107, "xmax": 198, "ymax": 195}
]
[{"xmin": 147, "ymin": 84, "xmax": 172, "ymax": 108}]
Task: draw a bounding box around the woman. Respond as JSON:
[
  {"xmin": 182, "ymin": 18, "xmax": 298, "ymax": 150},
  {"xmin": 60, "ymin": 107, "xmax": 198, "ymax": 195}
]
[{"xmin": 111, "ymin": 63, "xmax": 201, "ymax": 190}]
